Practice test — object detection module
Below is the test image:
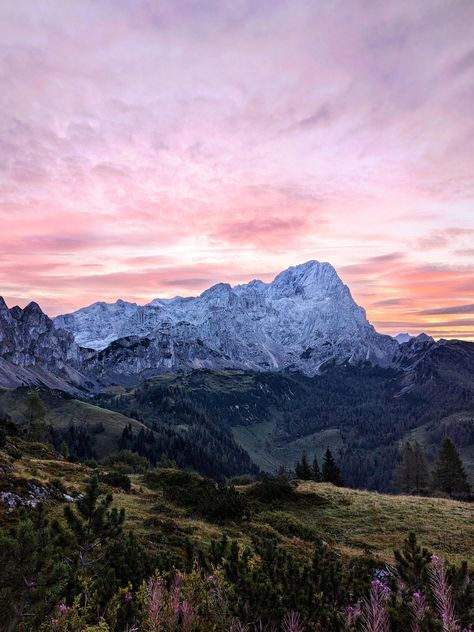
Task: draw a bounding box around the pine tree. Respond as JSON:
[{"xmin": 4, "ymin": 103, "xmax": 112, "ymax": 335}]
[
  {"xmin": 394, "ymin": 532, "xmax": 432, "ymax": 590},
  {"xmin": 394, "ymin": 441, "xmax": 430, "ymax": 494},
  {"xmin": 312, "ymin": 454, "xmax": 322, "ymax": 482},
  {"xmin": 63, "ymin": 476, "xmax": 125, "ymax": 572},
  {"xmin": 0, "ymin": 505, "xmax": 67, "ymax": 631},
  {"xmin": 433, "ymin": 438, "xmax": 471, "ymax": 497},
  {"xmin": 322, "ymin": 448, "xmax": 343, "ymax": 486},
  {"xmin": 295, "ymin": 451, "xmax": 312, "ymax": 480}
]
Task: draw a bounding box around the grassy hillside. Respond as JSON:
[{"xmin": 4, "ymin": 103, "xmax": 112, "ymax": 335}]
[
  {"xmin": 1, "ymin": 435, "xmax": 472, "ymax": 567},
  {"xmin": 0, "ymin": 387, "xmax": 147, "ymax": 458}
]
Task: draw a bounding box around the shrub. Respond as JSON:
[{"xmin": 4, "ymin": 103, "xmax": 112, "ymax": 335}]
[
  {"xmin": 103, "ymin": 450, "xmax": 149, "ymax": 474},
  {"xmin": 100, "ymin": 472, "xmax": 131, "ymax": 492},
  {"xmin": 145, "ymin": 468, "xmax": 249, "ymax": 523},
  {"xmin": 250, "ymin": 476, "xmax": 296, "ymax": 502}
]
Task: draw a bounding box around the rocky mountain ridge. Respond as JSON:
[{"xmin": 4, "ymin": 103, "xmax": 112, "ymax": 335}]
[
  {"xmin": 54, "ymin": 261, "xmax": 398, "ymax": 381},
  {"xmin": 0, "ymin": 260, "xmax": 464, "ymax": 390}
]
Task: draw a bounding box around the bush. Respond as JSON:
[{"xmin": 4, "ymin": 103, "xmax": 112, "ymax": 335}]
[
  {"xmin": 100, "ymin": 472, "xmax": 131, "ymax": 492},
  {"xmin": 103, "ymin": 450, "xmax": 149, "ymax": 474},
  {"xmin": 145, "ymin": 468, "xmax": 249, "ymax": 523},
  {"xmin": 250, "ymin": 476, "xmax": 296, "ymax": 502}
]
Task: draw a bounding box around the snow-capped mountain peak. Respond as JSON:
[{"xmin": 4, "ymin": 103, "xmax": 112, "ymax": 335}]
[{"xmin": 53, "ymin": 261, "xmax": 398, "ymax": 379}]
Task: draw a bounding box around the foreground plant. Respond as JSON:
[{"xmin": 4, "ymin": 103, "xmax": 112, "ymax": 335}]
[{"xmin": 361, "ymin": 579, "xmax": 391, "ymax": 632}]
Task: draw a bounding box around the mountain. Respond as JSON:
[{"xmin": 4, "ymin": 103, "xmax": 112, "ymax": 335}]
[
  {"xmin": 54, "ymin": 261, "xmax": 398, "ymax": 381},
  {"xmin": 0, "ymin": 297, "xmax": 92, "ymax": 392},
  {"xmin": 95, "ymin": 339, "xmax": 474, "ymax": 490},
  {"xmin": 394, "ymin": 332, "xmax": 412, "ymax": 344}
]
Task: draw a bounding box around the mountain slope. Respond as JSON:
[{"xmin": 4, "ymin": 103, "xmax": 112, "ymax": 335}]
[
  {"xmin": 0, "ymin": 297, "xmax": 92, "ymax": 392},
  {"xmin": 55, "ymin": 261, "xmax": 398, "ymax": 379},
  {"xmin": 95, "ymin": 341, "xmax": 474, "ymax": 490}
]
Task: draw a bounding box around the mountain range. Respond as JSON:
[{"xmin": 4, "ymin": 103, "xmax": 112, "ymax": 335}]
[
  {"xmin": 1, "ymin": 259, "xmax": 473, "ymax": 490},
  {"xmin": 1, "ymin": 260, "xmax": 413, "ymax": 390}
]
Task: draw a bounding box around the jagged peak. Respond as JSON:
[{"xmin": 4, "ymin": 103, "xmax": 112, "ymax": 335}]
[
  {"xmin": 23, "ymin": 301, "xmax": 46, "ymax": 315},
  {"xmin": 200, "ymin": 282, "xmax": 232, "ymax": 298}
]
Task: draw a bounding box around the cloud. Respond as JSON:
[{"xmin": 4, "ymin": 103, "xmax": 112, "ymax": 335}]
[
  {"xmin": 418, "ymin": 303, "xmax": 474, "ymax": 315},
  {"xmin": 0, "ymin": 0, "xmax": 473, "ymax": 338}
]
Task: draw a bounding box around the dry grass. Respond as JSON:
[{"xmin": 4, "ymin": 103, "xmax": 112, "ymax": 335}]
[
  {"xmin": 1, "ymin": 445, "xmax": 472, "ymax": 568},
  {"xmin": 292, "ymin": 481, "xmax": 474, "ymax": 564}
]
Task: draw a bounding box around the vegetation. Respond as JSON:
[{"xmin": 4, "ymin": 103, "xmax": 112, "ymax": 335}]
[
  {"xmin": 433, "ymin": 438, "xmax": 471, "ymax": 498},
  {"xmin": 392, "ymin": 439, "xmax": 471, "ymax": 500},
  {"xmin": 92, "ymin": 363, "xmax": 474, "ymax": 491},
  {"xmin": 0, "ymin": 425, "xmax": 473, "ymax": 630},
  {"xmin": 295, "ymin": 448, "xmax": 343, "ymax": 486},
  {"xmin": 393, "ymin": 442, "xmax": 431, "ymax": 495}
]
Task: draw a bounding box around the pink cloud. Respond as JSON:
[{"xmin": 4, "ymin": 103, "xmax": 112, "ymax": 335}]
[{"xmin": 0, "ymin": 1, "xmax": 473, "ymax": 338}]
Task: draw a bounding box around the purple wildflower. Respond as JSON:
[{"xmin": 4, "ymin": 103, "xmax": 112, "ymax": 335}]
[
  {"xmin": 282, "ymin": 611, "xmax": 304, "ymax": 632},
  {"xmin": 429, "ymin": 555, "xmax": 460, "ymax": 632},
  {"xmin": 180, "ymin": 600, "xmax": 194, "ymax": 632},
  {"xmin": 361, "ymin": 579, "xmax": 391, "ymax": 632},
  {"xmin": 410, "ymin": 591, "xmax": 427, "ymax": 632}
]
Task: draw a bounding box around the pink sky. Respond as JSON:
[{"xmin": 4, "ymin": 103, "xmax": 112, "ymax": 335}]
[{"xmin": 0, "ymin": 0, "xmax": 473, "ymax": 339}]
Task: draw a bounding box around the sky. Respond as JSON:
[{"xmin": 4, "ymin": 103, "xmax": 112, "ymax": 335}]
[{"xmin": 0, "ymin": 0, "xmax": 473, "ymax": 340}]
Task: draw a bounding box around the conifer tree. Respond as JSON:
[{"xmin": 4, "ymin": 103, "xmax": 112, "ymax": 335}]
[
  {"xmin": 394, "ymin": 441, "xmax": 430, "ymax": 494},
  {"xmin": 433, "ymin": 438, "xmax": 471, "ymax": 497},
  {"xmin": 394, "ymin": 532, "xmax": 432, "ymax": 590},
  {"xmin": 0, "ymin": 505, "xmax": 67, "ymax": 631},
  {"xmin": 63, "ymin": 476, "xmax": 125, "ymax": 572},
  {"xmin": 322, "ymin": 448, "xmax": 344, "ymax": 486},
  {"xmin": 312, "ymin": 454, "xmax": 322, "ymax": 482},
  {"xmin": 295, "ymin": 451, "xmax": 312, "ymax": 480}
]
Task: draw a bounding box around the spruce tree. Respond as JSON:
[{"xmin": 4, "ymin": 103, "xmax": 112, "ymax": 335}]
[
  {"xmin": 322, "ymin": 448, "xmax": 343, "ymax": 486},
  {"xmin": 394, "ymin": 441, "xmax": 430, "ymax": 494},
  {"xmin": 295, "ymin": 451, "xmax": 312, "ymax": 480},
  {"xmin": 312, "ymin": 454, "xmax": 322, "ymax": 482},
  {"xmin": 433, "ymin": 438, "xmax": 471, "ymax": 497}
]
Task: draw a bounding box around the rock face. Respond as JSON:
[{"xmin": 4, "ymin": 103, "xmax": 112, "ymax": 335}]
[
  {"xmin": 55, "ymin": 261, "xmax": 399, "ymax": 381},
  {"xmin": 0, "ymin": 297, "xmax": 91, "ymax": 391}
]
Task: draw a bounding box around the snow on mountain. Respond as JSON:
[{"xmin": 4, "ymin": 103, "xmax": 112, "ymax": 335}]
[
  {"xmin": 54, "ymin": 261, "xmax": 399, "ymax": 379},
  {"xmin": 394, "ymin": 333, "xmax": 412, "ymax": 344}
]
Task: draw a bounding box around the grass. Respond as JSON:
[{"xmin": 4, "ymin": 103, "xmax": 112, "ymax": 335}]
[
  {"xmin": 1, "ymin": 436, "xmax": 473, "ymax": 568},
  {"xmin": 0, "ymin": 388, "xmax": 149, "ymax": 458},
  {"xmin": 291, "ymin": 481, "xmax": 474, "ymax": 564}
]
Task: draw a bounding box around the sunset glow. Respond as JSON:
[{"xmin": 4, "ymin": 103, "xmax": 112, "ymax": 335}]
[{"xmin": 1, "ymin": 1, "xmax": 473, "ymax": 339}]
